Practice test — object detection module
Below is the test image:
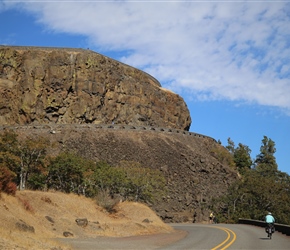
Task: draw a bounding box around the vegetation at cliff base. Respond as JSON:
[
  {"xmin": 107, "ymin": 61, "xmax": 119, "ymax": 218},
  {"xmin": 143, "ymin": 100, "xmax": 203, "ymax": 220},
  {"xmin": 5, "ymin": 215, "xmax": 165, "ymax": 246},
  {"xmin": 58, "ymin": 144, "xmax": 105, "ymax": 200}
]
[
  {"xmin": 0, "ymin": 130, "xmax": 167, "ymax": 209},
  {"xmin": 212, "ymin": 136, "xmax": 290, "ymax": 225}
]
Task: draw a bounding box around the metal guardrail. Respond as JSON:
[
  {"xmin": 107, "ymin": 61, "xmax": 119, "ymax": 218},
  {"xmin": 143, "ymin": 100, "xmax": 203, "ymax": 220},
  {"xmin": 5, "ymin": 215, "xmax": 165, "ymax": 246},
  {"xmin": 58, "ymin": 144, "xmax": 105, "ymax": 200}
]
[{"xmin": 238, "ymin": 218, "xmax": 290, "ymax": 236}]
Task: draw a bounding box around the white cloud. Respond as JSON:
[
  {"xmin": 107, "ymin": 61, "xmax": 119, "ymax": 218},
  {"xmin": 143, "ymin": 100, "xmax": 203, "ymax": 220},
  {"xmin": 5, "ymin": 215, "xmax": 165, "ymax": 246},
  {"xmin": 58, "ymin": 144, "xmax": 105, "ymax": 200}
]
[{"xmin": 4, "ymin": 0, "xmax": 290, "ymax": 112}]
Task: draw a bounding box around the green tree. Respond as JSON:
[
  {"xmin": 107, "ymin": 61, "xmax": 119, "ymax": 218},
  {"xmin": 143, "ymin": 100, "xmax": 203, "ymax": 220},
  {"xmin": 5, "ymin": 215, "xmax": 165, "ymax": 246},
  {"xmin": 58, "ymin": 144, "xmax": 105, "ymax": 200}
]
[
  {"xmin": 233, "ymin": 143, "xmax": 252, "ymax": 174},
  {"xmin": 84, "ymin": 161, "xmax": 126, "ymax": 198},
  {"xmin": 82, "ymin": 160, "xmax": 167, "ymax": 204},
  {"xmin": 254, "ymin": 136, "xmax": 278, "ymax": 176},
  {"xmin": 47, "ymin": 152, "xmax": 94, "ymax": 194},
  {"xmin": 214, "ymin": 178, "xmax": 248, "ymax": 223},
  {"xmin": 214, "ymin": 167, "xmax": 290, "ymax": 225},
  {"xmin": 214, "ymin": 136, "xmax": 290, "ymax": 225},
  {"xmin": 226, "ymin": 137, "xmax": 235, "ymax": 155},
  {"xmin": 117, "ymin": 161, "xmax": 167, "ymax": 203}
]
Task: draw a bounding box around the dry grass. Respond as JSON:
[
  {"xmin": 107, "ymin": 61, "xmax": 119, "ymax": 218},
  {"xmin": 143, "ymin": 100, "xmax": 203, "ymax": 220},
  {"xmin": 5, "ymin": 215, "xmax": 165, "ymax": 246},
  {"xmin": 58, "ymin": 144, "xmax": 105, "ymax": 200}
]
[{"xmin": 0, "ymin": 190, "xmax": 174, "ymax": 249}]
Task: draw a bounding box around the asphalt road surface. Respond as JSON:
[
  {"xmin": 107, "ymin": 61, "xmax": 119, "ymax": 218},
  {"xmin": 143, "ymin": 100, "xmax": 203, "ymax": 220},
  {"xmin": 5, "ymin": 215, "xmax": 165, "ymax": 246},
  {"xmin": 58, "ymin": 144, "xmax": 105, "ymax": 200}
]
[{"xmin": 59, "ymin": 223, "xmax": 290, "ymax": 249}]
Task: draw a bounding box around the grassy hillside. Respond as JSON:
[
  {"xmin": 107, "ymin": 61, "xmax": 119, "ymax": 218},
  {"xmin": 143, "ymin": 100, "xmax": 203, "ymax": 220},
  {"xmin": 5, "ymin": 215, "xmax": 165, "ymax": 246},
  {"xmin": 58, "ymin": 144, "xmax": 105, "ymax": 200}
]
[{"xmin": 0, "ymin": 190, "xmax": 174, "ymax": 249}]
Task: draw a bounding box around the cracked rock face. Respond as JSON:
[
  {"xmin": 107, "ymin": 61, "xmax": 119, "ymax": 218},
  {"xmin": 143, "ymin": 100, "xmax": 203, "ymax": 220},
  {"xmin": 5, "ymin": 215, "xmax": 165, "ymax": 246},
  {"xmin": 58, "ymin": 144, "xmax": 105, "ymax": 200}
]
[{"xmin": 0, "ymin": 46, "xmax": 191, "ymax": 130}]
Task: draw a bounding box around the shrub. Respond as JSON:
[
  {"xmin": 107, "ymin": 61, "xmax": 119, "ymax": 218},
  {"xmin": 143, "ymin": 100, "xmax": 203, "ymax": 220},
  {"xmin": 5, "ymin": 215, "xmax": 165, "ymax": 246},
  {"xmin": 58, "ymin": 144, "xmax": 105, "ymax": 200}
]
[
  {"xmin": 210, "ymin": 145, "xmax": 235, "ymax": 169},
  {"xmin": 96, "ymin": 189, "xmax": 119, "ymax": 213},
  {"xmin": 41, "ymin": 196, "xmax": 52, "ymax": 204},
  {"xmin": 0, "ymin": 165, "xmax": 17, "ymax": 195},
  {"xmin": 117, "ymin": 161, "xmax": 167, "ymax": 203},
  {"xmin": 17, "ymin": 197, "xmax": 34, "ymax": 213}
]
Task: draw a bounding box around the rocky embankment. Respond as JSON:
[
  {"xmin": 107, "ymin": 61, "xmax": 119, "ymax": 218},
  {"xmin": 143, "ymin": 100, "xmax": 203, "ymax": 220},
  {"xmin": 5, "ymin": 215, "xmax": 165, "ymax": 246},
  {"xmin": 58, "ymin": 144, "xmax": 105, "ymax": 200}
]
[
  {"xmin": 2, "ymin": 123, "xmax": 239, "ymax": 222},
  {"xmin": 0, "ymin": 46, "xmax": 238, "ymax": 222}
]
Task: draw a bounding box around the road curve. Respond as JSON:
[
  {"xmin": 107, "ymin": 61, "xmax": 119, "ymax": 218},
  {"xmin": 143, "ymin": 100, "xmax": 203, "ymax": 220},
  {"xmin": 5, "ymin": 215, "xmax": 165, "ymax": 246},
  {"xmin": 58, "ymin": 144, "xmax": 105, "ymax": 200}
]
[
  {"xmin": 162, "ymin": 224, "xmax": 290, "ymax": 250},
  {"xmin": 58, "ymin": 223, "xmax": 290, "ymax": 249}
]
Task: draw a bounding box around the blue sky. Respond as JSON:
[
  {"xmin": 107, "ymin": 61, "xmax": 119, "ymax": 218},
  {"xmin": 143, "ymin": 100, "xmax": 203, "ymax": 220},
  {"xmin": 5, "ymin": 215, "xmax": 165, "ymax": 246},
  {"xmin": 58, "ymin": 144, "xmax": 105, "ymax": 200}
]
[{"xmin": 1, "ymin": 0, "xmax": 289, "ymax": 175}]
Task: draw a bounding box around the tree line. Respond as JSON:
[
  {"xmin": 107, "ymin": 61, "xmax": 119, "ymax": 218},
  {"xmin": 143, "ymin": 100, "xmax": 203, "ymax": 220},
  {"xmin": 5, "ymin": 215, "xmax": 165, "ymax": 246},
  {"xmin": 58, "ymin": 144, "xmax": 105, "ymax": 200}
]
[
  {"xmin": 212, "ymin": 136, "xmax": 290, "ymax": 225},
  {"xmin": 0, "ymin": 130, "xmax": 166, "ymax": 207}
]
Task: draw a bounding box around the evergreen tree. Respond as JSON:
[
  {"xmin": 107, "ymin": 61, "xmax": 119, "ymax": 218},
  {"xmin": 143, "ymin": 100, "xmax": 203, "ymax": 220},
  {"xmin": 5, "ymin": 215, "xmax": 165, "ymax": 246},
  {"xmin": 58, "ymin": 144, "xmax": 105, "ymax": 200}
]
[
  {"xmin": 226, "ymin": 137, "xmax": 235, "ymax": 155},
  {"xmin": 234, "ymin": 143, "xmax": 252, "ymax": 174},
  {"xmin": 254, "ymin": 136, "xmax": 278, "ymax": 176},
  {"xmin": 225, "ymin": 138, "xmax": 252, "ymax": 174},
  {"xmin": 214, "ymin": 136, "xmax": 290, "ymax": 225}
]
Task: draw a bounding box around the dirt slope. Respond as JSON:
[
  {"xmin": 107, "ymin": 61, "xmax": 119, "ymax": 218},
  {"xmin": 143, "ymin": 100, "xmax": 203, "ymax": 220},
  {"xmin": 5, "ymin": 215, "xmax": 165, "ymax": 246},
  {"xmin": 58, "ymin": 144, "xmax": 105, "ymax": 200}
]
[{"xmin": 0, "ymin": 190, "xmax": 174, "ymax": 250}]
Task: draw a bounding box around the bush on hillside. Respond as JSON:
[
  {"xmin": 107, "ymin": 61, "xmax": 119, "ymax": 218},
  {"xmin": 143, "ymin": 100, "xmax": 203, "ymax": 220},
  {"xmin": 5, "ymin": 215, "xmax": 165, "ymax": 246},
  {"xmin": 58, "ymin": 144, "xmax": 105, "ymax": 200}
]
[
  {"xmin": 0, "ymin": 165, "xmax": 17, "ymax": 195},
  {"xmin": 96, "ymin": 189, "xmax": 119, "ymax": 213}
]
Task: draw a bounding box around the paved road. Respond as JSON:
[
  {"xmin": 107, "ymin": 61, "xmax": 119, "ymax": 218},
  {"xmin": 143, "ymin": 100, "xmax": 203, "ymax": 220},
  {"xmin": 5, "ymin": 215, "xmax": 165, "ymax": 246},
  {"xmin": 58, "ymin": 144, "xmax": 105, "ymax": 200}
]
[
  {"xmin": 163, "ymin": 223, "xmax": 290, "ymax": 249},
  {"xmin": 59, "ymin": 223, "xmax": 290, "ymax": 249}
]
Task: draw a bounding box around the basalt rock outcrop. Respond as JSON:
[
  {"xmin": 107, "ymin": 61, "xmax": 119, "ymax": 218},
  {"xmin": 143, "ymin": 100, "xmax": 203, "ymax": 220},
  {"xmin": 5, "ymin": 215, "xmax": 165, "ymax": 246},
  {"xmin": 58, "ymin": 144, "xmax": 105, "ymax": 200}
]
[
  {"xmin": 0, "ymin": 46, "xmax": 238, "ymax": 223},
  {"xmin": 0, "ymin": 46, "xmax": 191, "ymax": 130}
]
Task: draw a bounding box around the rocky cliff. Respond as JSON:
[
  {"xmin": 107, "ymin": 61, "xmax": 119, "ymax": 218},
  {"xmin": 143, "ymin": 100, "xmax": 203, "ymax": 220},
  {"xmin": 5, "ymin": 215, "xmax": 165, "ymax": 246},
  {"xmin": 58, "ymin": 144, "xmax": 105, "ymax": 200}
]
[
  {"xmin": 0, "ymin": 46, "xmax": 191, "ymax": 130},
  {"xmin": 0, "ymin": 46, "xmax": 238, "ymax": 222}
]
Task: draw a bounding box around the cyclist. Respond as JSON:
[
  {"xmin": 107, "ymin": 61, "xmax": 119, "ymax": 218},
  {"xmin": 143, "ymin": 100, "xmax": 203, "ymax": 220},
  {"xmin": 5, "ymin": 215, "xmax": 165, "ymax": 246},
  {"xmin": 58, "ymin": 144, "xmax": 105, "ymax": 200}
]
[
  {"xmin": 265, "ymin": 212, "xmax": 275, "ymax": 237},
  {"xmin": 209, "ymin": 212, "xmax": 214, "ymax": 224}
]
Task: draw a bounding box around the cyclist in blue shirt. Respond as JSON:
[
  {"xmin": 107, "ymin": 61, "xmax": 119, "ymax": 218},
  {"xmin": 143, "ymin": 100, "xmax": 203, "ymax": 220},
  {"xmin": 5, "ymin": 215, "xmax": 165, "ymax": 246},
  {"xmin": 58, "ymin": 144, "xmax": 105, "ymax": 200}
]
[
  {"xmin": 265, "ymin": 212, "xmax": 275, "ymax": 223},
  {"xmin": 265, "ymin": 212, "xmax": 275, "ymax": 236}
]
